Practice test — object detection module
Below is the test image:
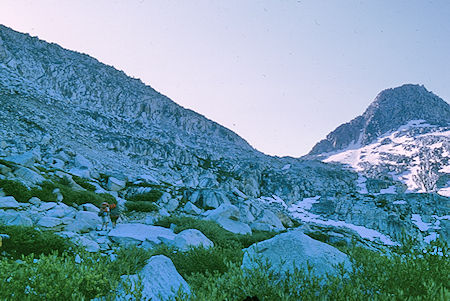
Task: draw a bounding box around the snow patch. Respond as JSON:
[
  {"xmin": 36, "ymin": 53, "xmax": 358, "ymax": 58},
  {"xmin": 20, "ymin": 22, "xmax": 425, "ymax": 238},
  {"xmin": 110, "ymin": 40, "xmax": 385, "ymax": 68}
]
[
  {"xmin": 411, "ymin": 214, "xmax": 431, "ymax": 231},
  {"xmin": 393, "ymin": 200, "xmax": 407, "ymax": 205},
  {"xmin": 288, "ymin": 198, "xmax": 396, "ymax": 246}
]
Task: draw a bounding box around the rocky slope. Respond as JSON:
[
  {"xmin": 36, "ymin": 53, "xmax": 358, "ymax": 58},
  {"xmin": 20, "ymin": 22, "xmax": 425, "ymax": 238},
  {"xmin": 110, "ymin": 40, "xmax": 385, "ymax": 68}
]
[{"xmin": 0, "ymin": 24, "xmax": 449, "ymax": 250}]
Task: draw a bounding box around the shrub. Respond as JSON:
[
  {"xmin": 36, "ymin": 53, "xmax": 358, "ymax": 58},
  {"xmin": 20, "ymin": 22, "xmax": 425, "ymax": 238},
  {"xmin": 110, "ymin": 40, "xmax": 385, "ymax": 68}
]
[
  {"xmin": 150, "ymin": 244, "xmax": 243, "ymax": 279},
  {"xmin": 128, "ymin": 190, "xmax": 163, "ymax": 203},
  {"xmin": 30, "ymin": 181, "xmax": 116, "ymax": 207},
  {"xmin": 0, "ymin": 179, "xmax": 31, "ymax": 202},
  {"xmin": 177, "ymin": 239, "xmax": 450, "ymax": 300},
  {"xmin": 0, "ymin": 251, "xmax": 117, "ymax": 300},
  {"xmin": 72, "ymin": 175, "xmax": 97, "ymax": 191},
  {"xmin": 0, "ymin": 225, "xmax": 74, "ymax": 259},
  {"xmin": 125, "ymin": 201, "xmax": 158, "ymax": 212},
  {"xmin": 109, "ymin": 246, "xmax": 152, "ymax": 276}
]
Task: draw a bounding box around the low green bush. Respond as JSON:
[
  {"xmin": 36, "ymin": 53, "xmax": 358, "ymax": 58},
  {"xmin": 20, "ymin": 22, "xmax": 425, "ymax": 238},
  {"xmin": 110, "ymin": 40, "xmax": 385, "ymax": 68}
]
[
  {"xmin": 125, "ymin": 201, "xmax": 158, "ymax": 212},
  {"xmin": 109, "ymin": 246, "xmax": 152, "ymax": 276},
  {"xmin": 30, "ymin": 181, "xmax": 115, "ymax": 207},
  {"xmin": 0, "ymin": 252, "xmax": 117, "ymax": 300},
  {"xmin": 72, "ymin": 175, "xmax": 97, "ymax": 191},
  {"xmin": 0, "ymin": 179, "xmax": 31, "ymax": 202},
  {"xmin": 0, "ymin": 225, "xmax": 74, "ymax": 259},
  {"xmin": 0, "ymin": 178, "xmax": 115, "ymax": 207},
  {"xmin": 150, "ymin": 244, "xmax": 243, "ymax": 279},
  {"xmin": 177, "ymin": 238, "xmax": 450, "ymax": 300},
  {"xmin": 128, "ymin": 190, "xmax": 163, "ymax": 203}
]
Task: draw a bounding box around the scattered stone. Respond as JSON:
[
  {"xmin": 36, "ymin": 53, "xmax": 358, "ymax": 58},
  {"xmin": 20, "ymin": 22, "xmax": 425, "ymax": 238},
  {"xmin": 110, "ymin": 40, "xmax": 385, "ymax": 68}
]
[
  {"xmin": 255, "ymin": 209, "xmax": 285, "ymax": 231},
  {"xmin": 107, "ymin": 177, "xmax": 126, "ymax": 191},
  {"xmin": 108, "ymin": 223, "xmax": 176, "ymax": 247},
  {"xmin": 65, "ymin": 211, "xmax": 101, "ymax": 233},
  {"xmin": 165, "ymin": 199, "xmax": 179, "ymax": 212},
  {"xmin": 0, "ymin": 211, "xmax": 33, "ymax": 226},
  {"xmin": 13, "ymin": 166, "xmax": 45, "ymax": 185},
  {"xmin": 191, "ymin": 189, "xmax": 230, "ymax": 209},
  {"xmin": 37, "ymin": 216, "xmax": 63, "ymax": 228},
  {"xmin": 74, "ymin": 154, "xmax": 93, "ymax": 170},
  {"xmin": 80, "ymin": 203, "xmax": 100, "ymax": 213},
  {"xmin": 183, "ymin": 201, "xmax": 201, "ymax": 215},
  {"xmin": 75, "ymin": 236, "xmax": 100, "ymax": 253},
  {"xmin": 38, "ymin": 202, "xmax": 58, "ymax": 212},
  {"xmin": 0, "ymin": 196, "xmax": 20, "ymax": 208},
  {"xmin": 28, "ymin": 197, "xmax": 42, "ymax": 206},
  {"xmin": 5, "ymin": 151, "xmax": 38, "ymax": 167}
]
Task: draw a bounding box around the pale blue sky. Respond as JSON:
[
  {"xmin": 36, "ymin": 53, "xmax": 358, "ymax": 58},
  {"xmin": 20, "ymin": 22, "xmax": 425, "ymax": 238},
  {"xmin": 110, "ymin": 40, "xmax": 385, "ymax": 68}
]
[{"xmin": 1, "ymin": 0, "xmax": 449, "ymax": 156}]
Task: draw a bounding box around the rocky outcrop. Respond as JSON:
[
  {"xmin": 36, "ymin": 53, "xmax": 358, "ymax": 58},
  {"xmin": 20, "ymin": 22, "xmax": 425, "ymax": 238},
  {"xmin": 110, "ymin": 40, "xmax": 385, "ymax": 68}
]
[
  {"xmin": 118, "ymin": 255, "xmax": 190, "ymax": 301},
  {"xmin": 242, "ymin": 229, "xmax": 352, "ymax": 278},
  {"xmin": 309, "ymin": 84, "xmax": 450, "ymax": 155}
]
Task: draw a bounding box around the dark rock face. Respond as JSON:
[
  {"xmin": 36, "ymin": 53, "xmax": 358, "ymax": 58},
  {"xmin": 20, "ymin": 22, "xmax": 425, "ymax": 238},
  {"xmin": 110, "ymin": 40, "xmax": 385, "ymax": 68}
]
[{"xmin": 309, "ymin": 84, "xmax": 450, "ymax": 155}]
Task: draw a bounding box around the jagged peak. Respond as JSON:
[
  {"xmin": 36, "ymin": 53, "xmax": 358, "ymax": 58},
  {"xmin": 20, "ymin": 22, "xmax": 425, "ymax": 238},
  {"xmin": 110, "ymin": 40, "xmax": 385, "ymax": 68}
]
[{"xmin": 308, "ymin": 84, "xmax": 450, "ymax": 156}]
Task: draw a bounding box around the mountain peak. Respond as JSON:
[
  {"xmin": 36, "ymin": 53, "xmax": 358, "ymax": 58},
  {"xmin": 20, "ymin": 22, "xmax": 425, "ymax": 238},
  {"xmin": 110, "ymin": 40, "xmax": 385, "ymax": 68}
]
[{"xmin": 308, "ymin": 84, "xmax": 450, "ymax": 155}]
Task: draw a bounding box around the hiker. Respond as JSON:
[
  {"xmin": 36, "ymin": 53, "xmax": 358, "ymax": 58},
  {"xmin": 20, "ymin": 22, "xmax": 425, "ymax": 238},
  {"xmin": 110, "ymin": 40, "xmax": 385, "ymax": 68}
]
[
  {"xmin": 98, "ymin": 202, "xmax": 110, "ymax": 230},
  {"xmin": 109, "ymin": 203, "xmax": 121, "ymax": 228}
]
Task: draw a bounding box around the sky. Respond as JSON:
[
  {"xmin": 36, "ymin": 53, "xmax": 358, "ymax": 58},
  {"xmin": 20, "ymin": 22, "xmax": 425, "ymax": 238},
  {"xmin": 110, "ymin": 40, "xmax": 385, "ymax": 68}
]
[{"xmin": 0, "ymin": 0, "xmax": 449, "ymax": 157}]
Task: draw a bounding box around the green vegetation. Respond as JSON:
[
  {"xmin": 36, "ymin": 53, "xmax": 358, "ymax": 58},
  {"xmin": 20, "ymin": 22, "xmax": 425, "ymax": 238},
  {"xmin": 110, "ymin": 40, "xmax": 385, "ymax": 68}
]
[
  {"xmin": 0, "ymin": 223, "xmax": 448, "ymax": 300},
  {"xmin": 128, "ymin": 190, "xmax": 163, "ymax": 203},
  {"xmin": 0, "ymin": 225, "xmax": 74, "ymax": 259},
  {"xmin": 0, "ymin": 179, "xmax": 31, "ymax": 202},
  {"xmin": 177, "ymin": 238, "xmax": 449, "ymax": 300},
  {"xmin": 71, "ymin": 175, "xmax": 97, "ymax": 191},
  {"xmin": 0, "ymin": 178, "xmax": 115, "ymax": 207},
  {"xmin": 124, "ymin": 190, "xmax": 163, "ymax": 213},
  {"xmin": 0, "ymin": 158, "xmax": 14, "ymax": 168},
  {"xmin": 125, "ymin": 201, "xmax": 158, "ymax": 212}
]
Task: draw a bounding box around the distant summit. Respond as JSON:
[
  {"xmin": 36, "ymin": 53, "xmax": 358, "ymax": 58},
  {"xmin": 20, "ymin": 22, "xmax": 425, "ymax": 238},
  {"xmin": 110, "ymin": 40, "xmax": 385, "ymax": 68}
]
[{"xmin": 308, "ymin": 84, "xmax": 450, "ymax": 155}]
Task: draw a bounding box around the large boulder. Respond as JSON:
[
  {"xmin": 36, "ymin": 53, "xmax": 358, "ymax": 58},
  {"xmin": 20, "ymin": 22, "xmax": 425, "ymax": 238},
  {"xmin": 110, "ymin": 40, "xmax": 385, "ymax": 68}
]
[
  {"xmin": 0, "ymin": 196, "xmax": 20, "ymax": 209},
  {"xmin": 190, "ymin": 189, "xmax": 230, "ymax": 209},
  {"xmin": 183, "ymin": 201, "xmax": 202, "ymax": 215},
  {"xmin": 216, "ymin": 216, "xmax": 252, "ymax": 235},
  {"xmin": 118, "ymin": 255, "xmax": 190, "ymax": 301},
  {"xmin": 45, "ymin": 203, "xmax": 76, "ymax": 218},
  {"xmin": 252, "ymin": 209, "xmax": 285, "ymax": 231},
  {"xmin": 74, "ymin": 154, "xmax": 93, "ymax": 170},
  {"xmin": 14, "ymin": 166, "xmax": 45, "ymax": 185},
  {"xmin": 37, "ymin": 216, "xmax": 63, "ymax": 228},
  {"xmin": 74, "ymin": 236, "xmax": 100, "ymax": 253},
  {"xmin": 79, "ymin": 203, "xmax": 100, "ymax": 213},
  {"xmin": 0, "ymin": 211, "xmax": 33, "ymax": 226},
  {"xmin": 65, "ymin": 211, "xmax": 101, "ymax": 233},
  {"xmin": 4, "ymin": 151, "xmax": 39, "ymax": 167},
  {"xmin": 203, "ymin": 203, "xmax": 240, "ymax": 221},
  {"xmin": 108, "ymin": 223, "xmax": 176, "ymax": 247},
  {"xmin": 162, "ymin": 229, "xmax": 214, "ymax": 251},
  {"xmin": 242, "ymin": 229, "xmax": 352, "ymax": 279},
  {"xmin": 107, "ymin": 177, "xmax": 126, "ymax": 191}
]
